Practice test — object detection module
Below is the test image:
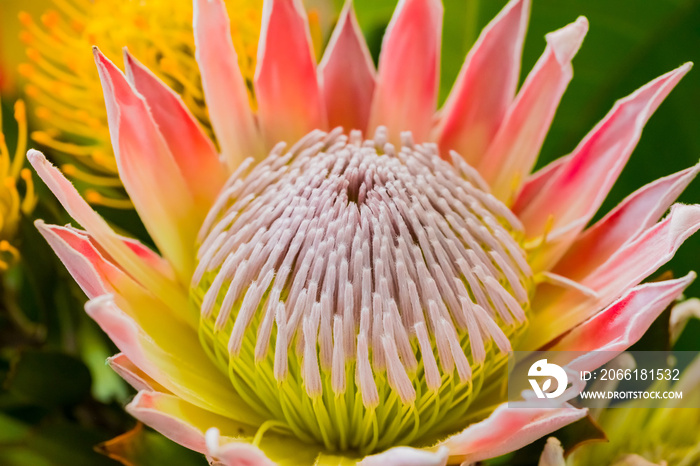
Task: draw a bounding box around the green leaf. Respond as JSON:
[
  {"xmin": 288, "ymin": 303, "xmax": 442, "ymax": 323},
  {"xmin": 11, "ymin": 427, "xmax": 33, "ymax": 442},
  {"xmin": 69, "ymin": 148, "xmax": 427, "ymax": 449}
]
[
  {"xmin": 4, "ymin": 350, "xmax": 91, "ymax": 408},
  {"xmin": 675, "ymin": 318, "xmax": 700, "ymax": 351},
  {"xmin": 0, "ymin": 413, "xmax": 119, "ymax": 466},
  {"xmin": 0, "ymin": 412, "xmax": 31, "ymax": 443},
  {"xmin": 77, "ymin": 318, "xmax": 129, "ymax": 403}
]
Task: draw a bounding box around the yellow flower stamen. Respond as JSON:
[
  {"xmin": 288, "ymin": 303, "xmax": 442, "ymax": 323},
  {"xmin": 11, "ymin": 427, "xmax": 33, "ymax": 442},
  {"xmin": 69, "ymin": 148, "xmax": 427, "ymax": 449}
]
[
  {"xmin": 0, "ymin": 97, "xmax": 35, "ymax": 266},
  {"xmin": 84, "ymin": 189, "xmax": 134, "ymax": 209},
  {"xmin": 20, "ymin": 0, "xmax": 263, "ymax": 207},
  {"xmin": 61, "ymin": 164, "xmax": 123, "ymax": 187},
  {"xmin": 20, "ymin": 169, "xmax": 37, "ymax": 215}
]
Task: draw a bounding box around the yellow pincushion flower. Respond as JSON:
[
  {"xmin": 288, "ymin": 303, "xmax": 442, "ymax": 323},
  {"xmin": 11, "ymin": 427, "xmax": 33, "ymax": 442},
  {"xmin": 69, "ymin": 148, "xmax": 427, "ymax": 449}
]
[
  {"xmin": 18, "ymin": 0, "xmax": 262, "ymax": 208},
  {"xmin": 0, "ymin": 99, "xmax": 36, "ymax": 270}
]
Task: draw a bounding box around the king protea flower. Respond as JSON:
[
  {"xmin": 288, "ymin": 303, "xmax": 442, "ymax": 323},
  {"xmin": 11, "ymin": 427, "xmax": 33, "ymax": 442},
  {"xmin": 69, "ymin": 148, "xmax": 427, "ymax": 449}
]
[{"xmin": 28, "ymin": 0, "xmax": 700, "ymax": 464}]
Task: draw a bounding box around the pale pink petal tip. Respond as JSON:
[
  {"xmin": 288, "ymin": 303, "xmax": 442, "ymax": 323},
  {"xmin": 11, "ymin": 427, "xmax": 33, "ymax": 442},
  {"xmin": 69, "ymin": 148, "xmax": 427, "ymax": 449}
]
[
  {"xmin": 27, "ymin": 148, "xmax": 43, "ymax": 164},
  {"xmin": 547, "ymin": 16, "xmax": 588, "ymax": 65},
  {"xmin": 108, "ymin": 353, "xmax": 169, "ymax": 393},
  {"xmin": 538, "ymin": 438, "xmax": 566, "ymax": 466},
  {"xmin": 671, "ymin": 297, "xmax": 700, "ymax": 342}
]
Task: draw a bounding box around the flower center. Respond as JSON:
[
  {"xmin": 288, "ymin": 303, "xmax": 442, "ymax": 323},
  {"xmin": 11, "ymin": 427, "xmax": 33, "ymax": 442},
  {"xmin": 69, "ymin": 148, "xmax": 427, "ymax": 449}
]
[{"xmin": 190, "ymin": 128, "xmax": 532, "ymax": 455}]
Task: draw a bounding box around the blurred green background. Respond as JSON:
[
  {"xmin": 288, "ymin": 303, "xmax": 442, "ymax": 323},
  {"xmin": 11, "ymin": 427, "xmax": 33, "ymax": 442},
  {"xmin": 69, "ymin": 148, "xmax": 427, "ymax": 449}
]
[{"xmin": 1, "ymin": 0, "xmax": 700, "ymax": 464}]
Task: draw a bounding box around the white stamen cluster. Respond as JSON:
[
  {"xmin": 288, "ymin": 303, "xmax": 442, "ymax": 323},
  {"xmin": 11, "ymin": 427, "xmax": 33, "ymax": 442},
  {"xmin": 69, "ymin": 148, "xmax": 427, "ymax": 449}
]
[{"xmin": 192, "ymin": 128, "xmax": 531, "ymax": 410}]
